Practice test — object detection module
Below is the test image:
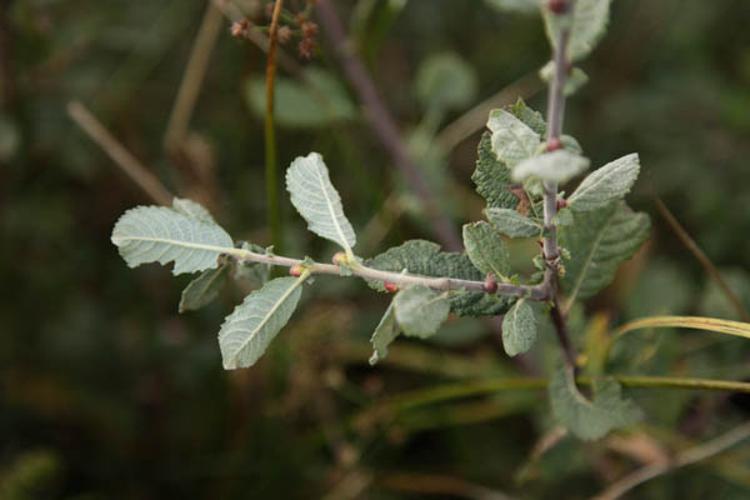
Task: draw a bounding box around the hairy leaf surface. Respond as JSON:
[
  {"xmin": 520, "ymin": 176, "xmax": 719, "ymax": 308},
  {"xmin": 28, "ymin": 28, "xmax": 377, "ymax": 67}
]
[
  {"xmin": 568, "ymin": 153, "xmax": 640, "ymax": 211},
  {"xmin": 463, "ymin": 221, "xmax": 510, "ymax": 279},
  {"xmin": 366, "ymin": 240, "xmax": 515, "ymax": 316},
  {"xmin": 218, "ymin": 276, "xmax": 305, "ymax": 370},
  {"xmin": 560, "ymin": 202, "xmax": 650, "ymax": 304},
  {"xmin": 545, "ymin": 0, "xmax": 611, "ymax": 62},
  {"xmin": 549, "ymin": 366, "xmax": 642, "ymax": 440},
  {"xmin": 487, "ymin": 109, "xmax": 541, "ymax": 168},
  {"xmin": 286, "ymin": 152, "xmax": 356, "ymax": 253},
  {"xmin": 512, "ymin": 150, "xmax": 590, "ymax": 184},
  {"xmin": 111, "ymin": 199, "xmax": 234, "ymax": 275},
  {"xmin": 502, "ymin": 299, "xmax": 537, "ymax": 356},
  {"xmin": 472, "ymin": 132, "xmax": 518, "ymax": 210},
  {"xmin": 486, "ymin": 208, "xmax": 542, "ymax": 238},
  {"xmin": 393, "ymin": 286, "xmax": 450, "ymax": 338}
]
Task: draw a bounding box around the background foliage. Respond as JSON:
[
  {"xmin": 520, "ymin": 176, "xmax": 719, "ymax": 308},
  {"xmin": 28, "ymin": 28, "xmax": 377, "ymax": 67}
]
[{"xmin": 3, "ymin": 0, "xmax": 750, "ymax": 498}]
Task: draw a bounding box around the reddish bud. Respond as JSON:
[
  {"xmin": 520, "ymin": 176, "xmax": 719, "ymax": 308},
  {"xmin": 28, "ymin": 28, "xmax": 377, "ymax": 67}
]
[
  {"xmin": 230, "ymin": 19, "xmax": 250, "ymax": 38},
  {"xmin": 289, "ymin": 264, "xmax": 304, "ymax": 277},
  {"xmin": 546, "ymin": 137, "xmax": 563, "ymax": 152},
  {"xmin": 556, "ymin": 198, "xmax": 568, "ymax": 210},
  {"xmin": 277, "ymin": 25, "xmax": 292, "ymax": 44},
  {"xmin": 547, "ymin": 0, "xmax": 569, "ymax": 15},
  {"xmin": 384, "ymin": 281, "xmax": 398, "ymax": 294},
  {"xmin": 332, "ymin": 252, "xmax": 347, "ymax": 266},
  {"xmin": 484, "ymin": 273, "xmax": 498, "ymax": 294}
]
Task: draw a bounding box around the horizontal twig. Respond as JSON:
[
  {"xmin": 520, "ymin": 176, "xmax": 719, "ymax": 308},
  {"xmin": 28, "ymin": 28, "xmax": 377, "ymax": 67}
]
[{"xmin": 224, "ymin": 246, "xmax": 546, "ymax": 300}]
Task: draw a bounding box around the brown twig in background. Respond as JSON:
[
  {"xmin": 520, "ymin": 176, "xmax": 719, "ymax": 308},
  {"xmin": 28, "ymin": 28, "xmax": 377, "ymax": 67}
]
[
  {"xmin": 315, "ymin": 0, "xmax": 462, "ymax": 251},
  {"xmin": 593, "ymin": 421, "xmax": 750, "ymax": 500},
  {"xmin": 436, "ymin": 72, "xmax": 543, "ymax": 153},
  {"xmin": 653, "ymin": 196, "xmax": 750, "ymax": 322},
  {"xmin": 164, "ymin": 2, "xmax": 224, "ymax": 152},
  {"xmin": 67, "ymin": 101, "xmax": 173, "ymax": 206}
]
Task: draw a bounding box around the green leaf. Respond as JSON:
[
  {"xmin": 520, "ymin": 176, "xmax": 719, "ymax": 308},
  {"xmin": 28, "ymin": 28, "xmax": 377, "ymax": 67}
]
[
  {"xmin": 369, "ymin": 302, "xmax": 400, "ymax": 365},
  {"xmin": 218, "ymin": 276, "xmax": 305, "ymax": 370},
  {"xmin": 415, "ymin": 52, "xmax": 478, "ymax": 112},
  {"xmin": 560, "ymin": 202, "xmax": 650, "ymax": 304},
  {"xmin": 366, "ymin": 240, "xmax": 515, "ymax": 316},
  {"xmin": 512, "ymin": 150, "xmax": 590, "ymax": 184},
  {"xmin": 111, "ymin": 199, "xmax": 234, "ymax": 275},
  {"xmin": 568, "ymin": 153, "xmax": 641, "ymax": 211},
  {"xmin": 472, "ymin": 132, "xmax": 518, "ymax": 210},
  {"xmin": 485, "ymin": 208, "xmax": 542, "ymax": 238},
  {"xmin": 286, "ymin": 152, "xmax": 357, "ymax": 253},
  {"xmin": 509, "ymin": 98, "xmax": 546, "ymax": 136},
  {"xmin": 245, "ymin": 68, "xmax": 355, "ymax": 128},
  {"xmin": 549, "ymin": 365, "xmax": 642, "ymax": 440},
  {"xmin": 487, "ymin": 109, "xmax": 541, "ymax": 168},
  {"xmin": 544, "ymin": 0, "xmax": 612, "ymax": 62},
  {"xmin": 502, "ymin": 299, "xmax": 537, "ymax": 356},
  {"xmin": 179, "ymin": 263, "xmax": 230, "ymax": 313},
  {"xmin": 393, "ymin": 285, "xmax": 450, "ymax": 338},
  {"xmin": 462, "ymin": 221, "xmax": 510, "ymax": 279}
]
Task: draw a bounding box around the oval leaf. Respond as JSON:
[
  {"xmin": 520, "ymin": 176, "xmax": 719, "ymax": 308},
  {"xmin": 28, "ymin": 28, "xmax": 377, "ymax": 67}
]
[
  {"xmin": 179, "ymin": 263, "xmax": 229, "ymax": 313},
  {"xmin": 218, "ymin": 276, "xmax": 305, "ymax": 370},
  {"xmin": 512, "ymin": 150, "xmax": 590, "ymax": 184},
  {"xmin": 462, "ymin": 221, "xmax": 510, "ymax": 279},
  {"xmin": 485, "ymin": 208, "xmax": 542, "ymax": 238},
  {"xmin": 502, "ymin": 299, "xmax": 537, "ymax": 356},
  {"xmin": 487, "ymin": 109, "xmax": 541, "ymax": 168},
  {"xmin": 568, "ymin": 153, "xmax": 641, "ymax": 211},
  {"xmin": 111, "ymin": 199, "xmax": 234, "ymax": 275},
  {"xmin": 393, "ymin": 285, "xmax": 450, "ymax": 339},
  {"xmin": 369, "ymin": 302, "xmax": 401, "ymax": 365},
  {"xmin": 286, "ymin": 152, "xmax": 356, "ymax": 253}
]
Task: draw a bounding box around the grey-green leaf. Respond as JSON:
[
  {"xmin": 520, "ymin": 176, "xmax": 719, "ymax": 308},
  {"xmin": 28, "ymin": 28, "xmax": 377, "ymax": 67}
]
[
  {"xmin": 416, "ymin": 52, "xmax": 478, "ymax": 112},
  {"xmin": 560, "ymin": 202, "xmax": 650, "ymax": 304},
  {"xmin": 218, "ymin": 276, "xmax": 305, "ymax": 370},
  {"xmin": 369, "ymin": 302, "xmax": 400, "ymax": 365},
  {"xmin": 366, "ymin": 239, "xmax": 515, "ymax": 316},
  {"xmin": 111, "ymin": 199, "xmax": 234, "ymax": 275},
  {"xmin": 568, "ymin": 153, "xmax": 641, "ymax": 211},
  {"xmin": 472, "ymin": 132, "xmax": 518, "ymax": 211},
  {"xmin": 544, "ymin": 0, "xmax": 612, "ymax": 63},
  {"xmin": 487, "ymin": 109, "xmax": 541, "ymax": 168},
  {"xmin": 462, "ymin": 221, "xmax": 510, "ymax": 279},
  {"xmin": 286, "ymin": 152, "xmax": 356, "ymax": 252},
  {"xmin": 549, "ymin": 365, "xmax": 642, "ymax": 440},
  {"xmin": 179, "ymin": 263, "xmax": 230, "ymax": 313},
  {"xmin": 485, "ymin": 208, "xmax": 542, "ymax": 238},
  {"xmin": 502, "ymin": 299, "xmax": 537, "ymax": 356},
  {"xmin": 512, "ymin": 150, "xmax": 590, "ymax": 184},
  {"xmin": 393, "ymin": 285, "xmax": 450, "ymax": 339}
]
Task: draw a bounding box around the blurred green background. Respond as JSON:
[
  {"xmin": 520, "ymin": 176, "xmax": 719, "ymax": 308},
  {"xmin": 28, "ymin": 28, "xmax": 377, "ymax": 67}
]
[{"xmin": 3, "ymin": 0, "xmax": 750, "ymax": 498}]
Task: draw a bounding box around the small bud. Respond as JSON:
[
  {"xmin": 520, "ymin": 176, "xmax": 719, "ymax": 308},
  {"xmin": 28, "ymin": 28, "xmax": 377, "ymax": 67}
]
[
  {"xmin": 332, "ymin": 252, "xmax": 347, "ymax": 266},
  {"xmin": 289, "ymin": 264, "xmax": 304, "ymax": 277},
  {"xmin": 230, "ymin": 19, "xmax": 250, "ymax": 38},
  {"xmin": 546, "ymin": 137, "xmax": 563, "ymax": 152},
  {"xmin": 384, "ymin": 281, "xmax": 398, "ymax": 293},
  {"xmin": 277, "ymin": 25, "xmax": 293, "ymax": 44},
  {"xmin": 547, "ymin": 0, "xmax": 569, "ymax": 15},
  {"xmin": 484, "ymin": 273, "xmax": 498, "ymax": 294},
  {"xmin": 556, "ymin": 197, "xmax": 568, "ymax": 210}
]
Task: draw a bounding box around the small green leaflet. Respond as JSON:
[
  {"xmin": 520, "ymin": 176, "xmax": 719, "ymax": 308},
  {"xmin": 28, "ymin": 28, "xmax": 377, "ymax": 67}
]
[
  {"xmin": 218, "ymin": 276, "xmax": 305, "ymax": 370},
  {"xmin": 416, "ymin": 52, "xmax": 478, "ymax": 112},
  {"xmin": 502, "ymin": 299, "xmax": 537, "ymax": 356},
  {"xmin": 560, "ymin": 202, "xmax": 650, "ymax": 306},
  {"xmin": 485, "ymin": 208, "xmax": 542, "ymax": 238},
  {"xmin": 544, "ymin": 0, "xmax": 612, "ymax": 63},
  {"xmin": 369, "ymin": 302, "xmax": 400, "ymax": 365},
  {"xmin": 472, "ymin": 132, "xmax": 518, "ymax": 211},
  {"xmin": 462, "ymin": 221, "xmax": 510, "ymax": 280},
  {"xmin": 549, "ymin": 365, "xmax": 642, "ymax": 440},
  {"xmin": 286, "ymin": 152, "xmax": 356, "ymax": 254},
  {"xmin": 568, "ymin": 153, "xmax": 641, "ymax": 211},
  {"xmin": 487, "ymin": 109, "xmax": 541, "ymax": 168},
  {"xmin": 111, "ymin": 198, "xmax": 234, "ymax": 275},
  {"xmin": 393, "ymin": 285, "xmax": 450, "ymax": 339},
  {"xmin": 179, "ymin": 263, "xmax": 230, "ymax": 313},
  {"xmin": 512, "ymin": 150, "xmax": 590, "ymax": 184}
]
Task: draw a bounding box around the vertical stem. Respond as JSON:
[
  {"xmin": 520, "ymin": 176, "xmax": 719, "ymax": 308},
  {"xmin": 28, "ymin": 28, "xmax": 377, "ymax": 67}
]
[
  {"xmin": 542, "ymin": 4, "xmax": 576, "ymax": 369},
  {"xmin": 265, "ymin": 0, "xmax": 285, "ymax": 254}
]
